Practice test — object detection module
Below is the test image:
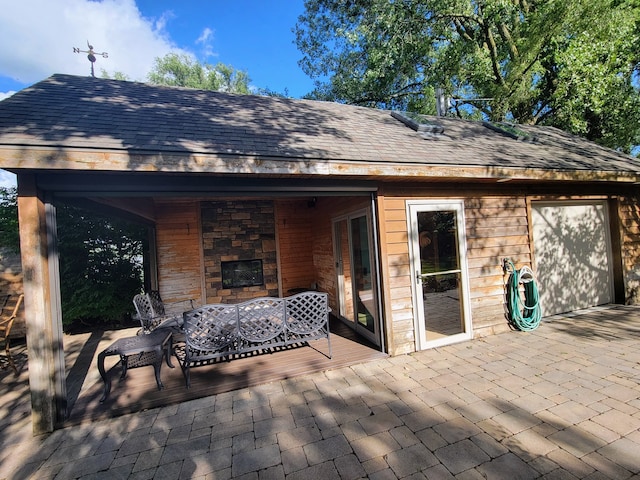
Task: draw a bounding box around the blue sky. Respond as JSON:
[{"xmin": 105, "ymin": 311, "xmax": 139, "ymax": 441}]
[
  {"xmin": 0, "ymin": 0, "xmax": 315, "ymax": 99},
  {"xmin": 0, "ymin": 0, "xmax": 317, "ymax": 187}
]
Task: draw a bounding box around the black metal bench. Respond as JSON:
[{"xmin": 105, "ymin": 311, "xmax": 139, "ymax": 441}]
[{"xmin": 177, "ymin": 291, "xmax": 332, "ymax": 387}]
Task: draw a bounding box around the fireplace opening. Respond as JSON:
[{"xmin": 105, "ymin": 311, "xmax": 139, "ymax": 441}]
[{"xmin": 221, "ymin": 259, "xmax": 264, "ymax": 288}]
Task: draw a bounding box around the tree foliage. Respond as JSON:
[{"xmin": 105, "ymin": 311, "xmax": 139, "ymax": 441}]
[
  {"xmin": 295, "ymin": 0, "xmax": 640, "ymax": 152},
  {"xmin": 100, "ymin": 69, "xmax": 130, "ymax": 81},
  {"xmin": 0, "ymin": 187, "xmax": 146, "ymax": 329},
  {"xmin": 0, "ymin": 187, "xmax": 19, "ymax": 252},
  {"xmin": 148, "ymin": 53, "xmax": 251, "ymax": 93},
  {"xmin": 56, "ymin": 203, "xmax": 147, "ymax": 328}
]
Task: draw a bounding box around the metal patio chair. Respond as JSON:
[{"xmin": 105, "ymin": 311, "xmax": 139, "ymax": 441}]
[{"xmin": 132, "ymin": 291, "xmax": 183, "ymax": 335}]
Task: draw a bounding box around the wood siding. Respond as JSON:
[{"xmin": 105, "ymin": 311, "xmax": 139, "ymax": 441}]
[
  {"xmin": 464, "ymin": 196, "xmax": 531, "ymax": 336},
  {"xmin": 378, "ymin": 189, "xmax": 532, "ymax": 355},
  {"xmin": 155, "ymin": 200, "xmax": 204, "ymax": 310},
  {"xmin": 617, "ymin": 195, "xmax": 640, "ymax": 303},
  {"xmin": 275, "ymin": 199, "xmax": 316, "ymax": 295},
  {"xmin": 153, "ymin": 196, "xmax": 372, "ymax": 316},
  {"xmin": 377, "ymin": 197, "xmax": 413, "ymax": 356}
]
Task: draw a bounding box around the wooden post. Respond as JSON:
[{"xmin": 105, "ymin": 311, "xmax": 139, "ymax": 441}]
[{"xmin": 17, "ymin": 174, "xmax": 66, "ymax": 435}]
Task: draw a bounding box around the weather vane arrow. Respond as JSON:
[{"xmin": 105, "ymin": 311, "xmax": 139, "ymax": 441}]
[{"xmin": 73, "ymin": 41, "xmax": 108, "ymax": 77}]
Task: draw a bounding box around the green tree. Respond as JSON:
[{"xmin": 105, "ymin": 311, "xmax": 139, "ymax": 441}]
[
  {"xmin": 0, "ymin": 187, "xmax": 146, "ymax": 329},
  {"xmin": 100, "ymin": 69, "xmax": 130, "ymax": 81},
  {"xmin": 0, "ymin": 187, "xmax": 19, "ymax": 252},
  {"xmin": 148, "ymin": 53, "xmax": 251, "ymax": 93},
  {"xmin": 295, "ymin": 0, "xmax": 640, "ymax": 152},
  {"xmin": 56, "ymin": 203, "xmax": 147, "ymax": 329}
]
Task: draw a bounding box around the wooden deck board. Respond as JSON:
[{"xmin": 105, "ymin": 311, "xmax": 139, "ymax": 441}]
[{"xmin": 65, "ymin": 319, "xmax": 386, "ymax": 426}]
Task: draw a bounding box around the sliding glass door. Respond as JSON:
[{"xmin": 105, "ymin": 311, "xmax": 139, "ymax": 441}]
[{"xmin": 333, "ymin": 209, "xmax": 379, "ymax": 346}]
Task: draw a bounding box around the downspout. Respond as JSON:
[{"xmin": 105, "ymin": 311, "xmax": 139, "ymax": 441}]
[{"xmin": 370, "ymin": 192, "xmax": 386, "ymax": 353}]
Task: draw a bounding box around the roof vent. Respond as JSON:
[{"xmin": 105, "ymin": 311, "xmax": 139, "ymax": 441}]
[
  {"xmin": 391, "ymin": 111, "xmax": 445, "ymax": 139},
  {"xmin": 483, "ymin": 121, "xmax": 533, "ymax": 142}
]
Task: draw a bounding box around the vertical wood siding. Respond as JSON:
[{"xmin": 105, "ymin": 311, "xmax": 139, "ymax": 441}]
[
  {"xmin": 378, "ymin": 197, "xmax": 414, "ymax": 355},
  {"xmin": 378, "ymin": 191, "xmax": 532, "ymax": 355},
  {"xmin": 617, "ymin": 195, "xmax": 640, "ymax": 303},
  {"xmin": 155, "ymin": 200, "xmax": 204, "ymax": 308},
  {"xmin": 464, "ymin": 196, "xmax": 531, "ymax": 336},
  {"xmin": 274, "ymin": 199, "xmax": 316, "ymax": 294}
]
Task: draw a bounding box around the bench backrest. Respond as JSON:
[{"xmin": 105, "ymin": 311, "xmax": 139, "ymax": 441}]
[
  {"xmin": 237, "ymin": 297, "xmax": 285, "ymax": 342},
  {"xmin": 285, "ymin": 291, "xmax": 329, "ymax": 334},
  {"xmin": 183, "ymin": 291, "xmax": 329, "ymax": 354},
  {"xmin": 133, "ymin": 291, "xmax": 165, "ymax": 320},
  {"xmin": 133, "ymin": 291, "xmax": 174, "ymax": 333},
  {"xmin": 183, "ymin": 303, "xmax": 238, "ymax": 351}
]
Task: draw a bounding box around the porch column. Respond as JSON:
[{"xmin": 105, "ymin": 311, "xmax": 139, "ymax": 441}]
[{"xmin": 17, "ymin": 174, "xmax": 66, "ymax": 435}]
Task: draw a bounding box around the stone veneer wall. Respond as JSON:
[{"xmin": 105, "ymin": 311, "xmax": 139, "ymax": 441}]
[{"xmin": 201, "ymin": 200, "xmax": 278, "ymax": 303}]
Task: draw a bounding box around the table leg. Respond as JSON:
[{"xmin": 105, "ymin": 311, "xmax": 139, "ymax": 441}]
[
  {"xmin": 165, "ymin": 337, "xmax": 175, "ymax": 369},
  {"xmin": 98, "ymin": 351, "xmax": 111, "ymax": 403},
  {"xmin": 153, "ymin": 349, "xmax": 164, "ymax": 390},
  {"xmin": 120, "ymin": 355, "xmax": 129, "ymax": 379}
]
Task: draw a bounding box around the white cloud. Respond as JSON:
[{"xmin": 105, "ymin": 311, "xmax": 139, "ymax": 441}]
[
  {"xmin": 0, "ymin": 0, "xmax": 189, "ymax": 85},
  {"xmin": 0, "ymin": 170, "xmax": 16, "ymax": 189},
  {"xmin": 196, "ymin": 27, "xmax": 214, "ymax": 45},
  {"xmin": 0, "ymin": 92, "xmax": 16, "ymax": 101},
  {"xmin": 195, "ymin": 27, "xmax": 217, "ymax": 59}
]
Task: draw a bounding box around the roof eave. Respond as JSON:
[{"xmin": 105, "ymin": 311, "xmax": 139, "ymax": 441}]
[{"xmin": 1, "ymin": 145, "xmax": 639, "ymax": 185}]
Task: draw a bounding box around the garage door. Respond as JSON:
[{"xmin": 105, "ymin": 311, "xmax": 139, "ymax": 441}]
[{"xmin": 531, "ymin": 201, "xmax": 613, "ymax": 316}]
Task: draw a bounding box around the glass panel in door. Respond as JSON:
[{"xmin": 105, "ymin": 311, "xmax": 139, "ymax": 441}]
[
  {"xmin": 334, "ymin": 219, "xmax": 354, "ymax": 321},
  {"xmin": 350, "ymin": 215, "xmax": 376, "ymax": 335},
  {"xmin": 333, "ymin": 211, "xmax": 379, "ymax": 346},
  {"xmin": 409, "ymin": 202, "xmax": 472, "ymax": 349}
]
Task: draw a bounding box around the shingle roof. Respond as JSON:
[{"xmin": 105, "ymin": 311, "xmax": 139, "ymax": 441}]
[{"xmin": 0, "ymin": 74, "xmax": 638, "ymax": 178}]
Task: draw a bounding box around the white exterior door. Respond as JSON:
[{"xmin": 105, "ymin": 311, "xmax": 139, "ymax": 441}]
[
  {"xmin": 531, "ymin": 201, "xmax": 613, "ymax": 316},
  {"xmin": 407, "ymin": 200, "xmax": 472, "ymax": 350}
]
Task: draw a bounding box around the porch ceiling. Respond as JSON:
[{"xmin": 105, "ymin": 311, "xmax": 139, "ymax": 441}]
[{"xmin": 35, "ymin": 171, "xmax": 379, "ymax": 197}]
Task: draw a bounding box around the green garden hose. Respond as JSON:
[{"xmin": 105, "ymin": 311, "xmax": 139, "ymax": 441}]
[{"xmin": 506, "ymin": 260, "xmax": 542, "ymax": 331}]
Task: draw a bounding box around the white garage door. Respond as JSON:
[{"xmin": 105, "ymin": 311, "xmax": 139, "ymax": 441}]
[{"xmin": 531, "ymin": 201, "xmax": 613, "ymax": 316}]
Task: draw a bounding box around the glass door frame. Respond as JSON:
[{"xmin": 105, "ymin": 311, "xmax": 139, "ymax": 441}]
[
  {"xmin": 332, "ymin": 207, "xmax": 380, "ymax": 346},
  {"xmin": 407, "ymin": 200, "xmax": 473, "ymax": 350}
]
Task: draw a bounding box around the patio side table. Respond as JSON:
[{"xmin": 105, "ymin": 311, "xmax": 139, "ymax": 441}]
[{"xmin": 97, "ymin": 329, "xmax": 174, "ymax": 403}]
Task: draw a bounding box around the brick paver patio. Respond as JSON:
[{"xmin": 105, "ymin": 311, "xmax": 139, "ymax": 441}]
[{"xmin": 1, "ymin": 305, "xmax": 639, "ymax": 479}]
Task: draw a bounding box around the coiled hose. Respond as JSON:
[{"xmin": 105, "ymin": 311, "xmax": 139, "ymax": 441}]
[{"xmin": 505, "ymin": 260, "xmax": 542, "ymax": 331}]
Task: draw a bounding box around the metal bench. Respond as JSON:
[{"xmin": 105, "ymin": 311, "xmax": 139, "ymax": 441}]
[{"xmin": 178, "ymin": 291, "xmax": 332, "ymax": 387}]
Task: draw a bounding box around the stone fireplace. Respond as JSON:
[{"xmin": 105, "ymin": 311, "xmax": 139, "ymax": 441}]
[{"xmin": 201, "ymin": 200, "xmax": 278, "ymax": 302}]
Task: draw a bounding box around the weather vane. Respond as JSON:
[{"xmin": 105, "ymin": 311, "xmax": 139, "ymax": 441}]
[{"xmin": 73, "ymin": 41, "xmax": 108, "ymax": 77}]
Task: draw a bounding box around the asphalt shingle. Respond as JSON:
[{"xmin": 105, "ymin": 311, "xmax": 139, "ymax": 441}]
[{"xmin": 1, "ymin": 74, "xmax": 639, "ymax": 179}]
